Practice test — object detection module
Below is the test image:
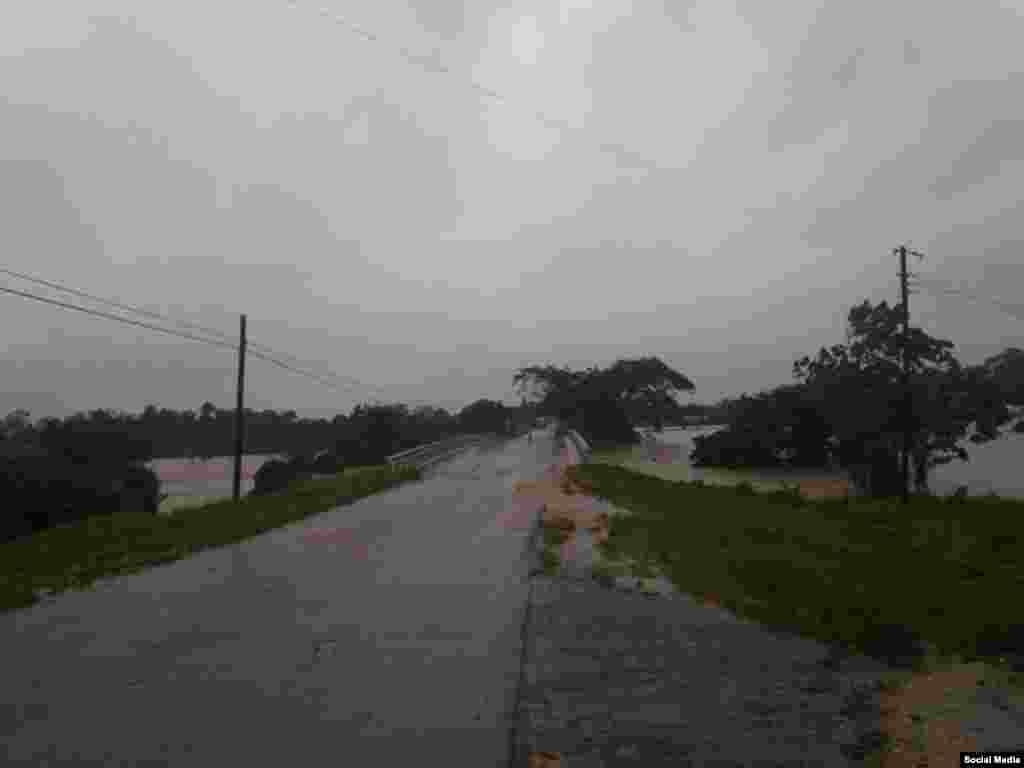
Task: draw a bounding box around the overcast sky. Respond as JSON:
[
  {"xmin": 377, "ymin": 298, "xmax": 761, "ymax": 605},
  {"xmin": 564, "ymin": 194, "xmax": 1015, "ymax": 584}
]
[{"xmin": 2, "ymin": 0, "xmax": 1023, "ymax": 420}]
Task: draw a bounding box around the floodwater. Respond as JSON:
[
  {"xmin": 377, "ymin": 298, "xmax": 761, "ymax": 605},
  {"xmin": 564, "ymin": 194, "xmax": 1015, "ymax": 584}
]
[
  {"xmin": 607, "ymin": 426, "xmax": 1024, "ymax": 499},
  {"xmin": 148, "ymin": 454, "xmax": 283, "ymax": 512}
]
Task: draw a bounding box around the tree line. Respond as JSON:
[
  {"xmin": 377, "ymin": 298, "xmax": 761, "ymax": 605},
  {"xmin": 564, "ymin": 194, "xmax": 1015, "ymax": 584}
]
[
  {"xmin": 0, "ymin": 397, "xmax": 535, "ymax": 542},
  {"xmin": 513, "ymin": 302, "xmax": 1024, "ymax": 499}
]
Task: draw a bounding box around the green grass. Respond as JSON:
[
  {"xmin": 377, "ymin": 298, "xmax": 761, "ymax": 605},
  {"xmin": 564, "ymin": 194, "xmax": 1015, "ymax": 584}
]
[
  {"xmin": 568, "ymin": 463, "xmax": 1024, "ymax": 667},
  {"xmin": 541, "ymin": 525, "xmax": 566, "ymax": 575},
  {"xmin": 0, "ymin": 464, "xmax": 420, "ymax": 614}
]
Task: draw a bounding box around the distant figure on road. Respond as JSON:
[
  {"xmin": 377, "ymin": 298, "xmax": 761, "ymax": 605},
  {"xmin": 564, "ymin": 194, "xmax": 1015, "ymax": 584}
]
[{"xmin": 528, "ymin": 431, "xmax": 533, "ymax": 444}]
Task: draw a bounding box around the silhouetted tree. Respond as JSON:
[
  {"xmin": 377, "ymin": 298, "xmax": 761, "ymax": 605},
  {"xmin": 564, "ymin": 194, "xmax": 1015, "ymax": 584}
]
[{"xmin": 514, "ymin": 356, "xmax": 694, "ymax": 448}]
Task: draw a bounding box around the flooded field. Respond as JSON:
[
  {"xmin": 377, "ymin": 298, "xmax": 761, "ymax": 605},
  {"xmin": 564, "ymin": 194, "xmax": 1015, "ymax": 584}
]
[
  {"xmin": 148, "ymin": 454, "xmax": 283, "ymax": 513},
  {"xmin": 595, "ymin": 426, "xmax": 1024, "ymax": 499}
]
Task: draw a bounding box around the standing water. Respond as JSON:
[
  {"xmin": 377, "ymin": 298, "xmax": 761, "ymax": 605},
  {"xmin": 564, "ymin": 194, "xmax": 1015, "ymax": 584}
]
[
  {"xmin": 148, "ymin": 454, "xmax": 284, "ymax": 514},
  {"xmin": 620, "ymin": 426, "xmax": 1024, "ymax": 499}
]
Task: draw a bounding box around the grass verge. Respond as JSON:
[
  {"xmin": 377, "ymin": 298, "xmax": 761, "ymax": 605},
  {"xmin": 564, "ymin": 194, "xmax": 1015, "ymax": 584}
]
[
  {"xmin": 0, "ymin": 464, "xmax": 420, "ymax": 614},
  {"xmin": 567, "ymin": 463, "xmax": 1024, "ymax": 672}
]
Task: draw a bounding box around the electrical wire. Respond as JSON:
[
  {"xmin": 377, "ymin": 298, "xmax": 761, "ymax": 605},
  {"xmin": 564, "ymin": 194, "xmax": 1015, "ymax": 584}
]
[
  {"xmin": 0, "ymin": 266, "xmax": 241, "ymax": 346},
  {"xmin": 0, "ymin": 265, "xmax": 411, "ymax": 399},
  {"xmin": 911, "ymin": 275, "xmax": 1024, "ymax": 322},
  {"xmin": 1, "ymin": 282, "xmax": 457, "ymax": 409},
  {"xmin": 1, "ymin": 265, "xmax": 344, "ymax": 370},
  {"xmin": 0, "ymin": 284, "xmax": 241, "ymax": 351}
]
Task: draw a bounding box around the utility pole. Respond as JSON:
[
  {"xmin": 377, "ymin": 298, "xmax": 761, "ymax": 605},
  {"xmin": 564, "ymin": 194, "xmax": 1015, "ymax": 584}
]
[
  {"xmin": 232, "ymin": 314, "xmax": 247, "ymax": 502},
  {"xmin": 896, "ymin": 245, "xmax": 924, "ymax": 504},
  {"xmin": 898, "ymin": 246, "xmax": 911, "ymax": 504}
]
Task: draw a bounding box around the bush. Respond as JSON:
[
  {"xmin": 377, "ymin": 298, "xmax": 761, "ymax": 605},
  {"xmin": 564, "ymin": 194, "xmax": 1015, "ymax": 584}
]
[
  {"xmin": 251, "ymin": 459, "xmax": 298, "ymax": 496},
  {"xmin": 312, "ymin": 452, "xmax": 344, "ymax": 475},
  {"xmin": 119, "ymin": 465, "xmax": 161, "ymax": 514},
  {"xmin": 1, "ymin": 456, "xmax": 160, "ymax": 540}
]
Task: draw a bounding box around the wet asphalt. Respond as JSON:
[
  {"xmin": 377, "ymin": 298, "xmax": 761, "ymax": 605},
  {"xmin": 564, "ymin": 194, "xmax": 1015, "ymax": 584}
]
[{"xmin": 1, "ymin": 433, "xmax": 558, "ymax": 767}]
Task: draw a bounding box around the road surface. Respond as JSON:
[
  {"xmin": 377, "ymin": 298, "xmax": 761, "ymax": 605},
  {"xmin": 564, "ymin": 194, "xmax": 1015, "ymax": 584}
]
[{"xmin": 1, "ymin": 432, "xmax": 558, "ymax": 767}]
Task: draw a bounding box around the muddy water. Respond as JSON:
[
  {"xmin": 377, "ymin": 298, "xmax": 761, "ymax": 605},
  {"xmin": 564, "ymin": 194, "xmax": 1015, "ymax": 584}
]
[
  {"xmin": 148, "ymin": 454, "xmax": 284, "ymax": 513},
  {"xmin": 617, "ymin": 426, "xmax": 1024, "ymax": 499}
]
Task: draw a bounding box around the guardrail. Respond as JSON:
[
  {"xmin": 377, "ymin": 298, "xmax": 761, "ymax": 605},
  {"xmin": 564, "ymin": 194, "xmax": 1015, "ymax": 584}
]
[
  {"xmin": 566, "ymin": 429, "xmax": 591, "ymax": 463},
  {"xmin": 385, "ymin": 434, "xmax": 489, "ymax": 468}
]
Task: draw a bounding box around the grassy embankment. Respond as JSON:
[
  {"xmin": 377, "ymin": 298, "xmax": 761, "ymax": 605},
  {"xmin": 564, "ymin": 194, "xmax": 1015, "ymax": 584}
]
[
  {"xmin": 569, "ymin": 462, "xmax": 1024, "ymax": 677},
  {"xmin": 0, "ymin": 464, "xmax": 419, "ymax": 614}
]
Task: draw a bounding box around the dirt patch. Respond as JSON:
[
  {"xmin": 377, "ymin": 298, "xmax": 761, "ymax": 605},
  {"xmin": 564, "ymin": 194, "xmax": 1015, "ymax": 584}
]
[
  {"xmin": 527, "ymin": 752, "xmax": 561, "ymax": 768},
  {"xmin": 796, "ymin": 477, "xmax": 852, "ymax": 500},
  {"xmin": 513, "ymin": 469, "xmax": 610, "ymax": 546},
  {"xmin": 876, "ymin": 663, "xmax": 985, "ymax": 766}
]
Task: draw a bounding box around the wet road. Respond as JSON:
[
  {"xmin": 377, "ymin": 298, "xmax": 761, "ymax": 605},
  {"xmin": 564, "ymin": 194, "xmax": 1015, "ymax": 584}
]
[{"xmin": 1, "ymin": 432, "xmax": 559, "ymax": 767}]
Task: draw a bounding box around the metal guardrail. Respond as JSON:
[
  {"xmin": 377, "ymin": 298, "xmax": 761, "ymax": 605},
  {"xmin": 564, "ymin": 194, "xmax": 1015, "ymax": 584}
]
[
  {"xmin": 566, "ymin": 429, "xmax": 591, "ymax": 463},
  {"xmin": 385, "ymin": 434, "xmax": 488, "ymax": 468}
]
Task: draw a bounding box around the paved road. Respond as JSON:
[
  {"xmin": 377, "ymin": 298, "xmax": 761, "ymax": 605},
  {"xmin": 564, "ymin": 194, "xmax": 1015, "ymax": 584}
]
[{"xmin": 1, "ymin": 433, "xmax": 559, "ymax": 767}]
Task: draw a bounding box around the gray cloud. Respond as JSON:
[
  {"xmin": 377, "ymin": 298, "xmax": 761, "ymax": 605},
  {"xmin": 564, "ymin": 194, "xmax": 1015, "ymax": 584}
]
[
  {"xmin": 903, "ymin": 39, "xmax": 921, "ymax": 67},
  {"xmin": 930, "ymin": 118, "xmax": 1024, "ymax": 201},
  {"xmin": 2, "ymin": 1, "xmax": 1023, "ymax": 418},
  {"xmin": 833, "ymin": 48, "xmax": 865, "ymax": 89},
  {"xmin": 405, "ymin": 0, "xmax": 469, "ymax": 41}
]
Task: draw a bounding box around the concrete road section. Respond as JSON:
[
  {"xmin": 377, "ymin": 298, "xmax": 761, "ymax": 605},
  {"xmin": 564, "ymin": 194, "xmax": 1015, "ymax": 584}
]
[{"xmin": 1, "ymin": 433, "xmax": 560, "ymax": 767}]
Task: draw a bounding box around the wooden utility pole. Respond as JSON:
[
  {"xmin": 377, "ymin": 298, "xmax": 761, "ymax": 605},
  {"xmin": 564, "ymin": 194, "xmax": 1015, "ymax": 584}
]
[
  {"xmin": 896, "ymin": 245, "xmax": 924, "ymax": 504},
  {"xmin": 232, "ymin": 314, "xmax": 247, "ymax": 502},
  {"xmin": 898, "ymin": 246, "xmax": 911, "ymax": 504}
]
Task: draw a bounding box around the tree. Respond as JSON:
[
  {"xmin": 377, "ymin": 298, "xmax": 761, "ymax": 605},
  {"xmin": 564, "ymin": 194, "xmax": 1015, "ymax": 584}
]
[
  {"xmin": 514, "ymin": 356, "xmax": 694, "ymax": 447},
  {"xmin": 793, "ymin": 300, "xmax": 1011, "ymax": 496},
  {"xmin": 458, "ymin": 399, "xmax": 508, "ymax": 434},
  {"xmin": 690, "ymin": 384, "xmax": 830, "ymax": 469},
  {"xmin": 1, "ymin": 409, "xmax": 32, "ymax": 440},
  {"xmin": 336, "ymin": 403, "xmax": 409, "ymax": 465},
  {"xmin": 980, "ymin": 347, "xmax": 1024, "ymax": 406}
]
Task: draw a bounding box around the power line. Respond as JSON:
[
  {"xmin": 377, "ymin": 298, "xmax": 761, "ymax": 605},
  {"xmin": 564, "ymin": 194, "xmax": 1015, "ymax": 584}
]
[
  {"xmin": 0, "ymin": 284, "xmax": 241, "ymax": 351},
  {"xmin": 1, "ymin": 282, "xmax": 454, "ymax": 408},
  {"xmin": 0, "ymin": 265, "xmax": 407, "ymax": 399},
  {"xmin": 1, "ymin": 265, "xmax": 338, "ymax": 369},
  {"xmin": 0, "ymin": 266, "xmax": 241, "ymax": 346},
  {"xmin": 0, "ymin": 284, "xmax": 381, "ymax": 394},
  {"xmin": 282, "ymin": 1, "xmax": 673, "ymax": 174},
  {"xmin": 910, "ymin": 275, "xmax": 1024, "ymax": 322}
]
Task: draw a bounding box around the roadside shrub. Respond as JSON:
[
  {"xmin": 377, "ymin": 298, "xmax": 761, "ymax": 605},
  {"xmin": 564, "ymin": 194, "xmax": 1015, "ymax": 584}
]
[
  {"xmin": 857, "ymin": 623, "xmax": 928, "ymax": 669},
  {"xmin": 122, "ymin": 465, "xmax": 160, "ymax": 514},
  {"xmin": 1, "ymin": 456, "xmax": 159, "ymax": 538},
  {"xmin": 312, "ymin": 452, "xmax": 344, "ymax": 474},
  {"xmin": 251, "ymin": 459, "xmax": 297, "ymax": 496}
]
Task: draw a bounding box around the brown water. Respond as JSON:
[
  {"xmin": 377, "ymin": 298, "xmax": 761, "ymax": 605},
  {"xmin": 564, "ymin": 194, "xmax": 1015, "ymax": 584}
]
[
  {"xmin": 148, "ymin": 454, "xmax": 283, "ymax": 498},
  {"xmin": 610, "ymin": 426, "xmax": 1024, "ymax": 499}
]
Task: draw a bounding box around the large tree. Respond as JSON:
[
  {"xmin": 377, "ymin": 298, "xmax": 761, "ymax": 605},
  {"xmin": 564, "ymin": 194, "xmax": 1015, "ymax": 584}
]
[
  {"xmin": 691, "ymin": 300, "xmax": 1012, "ymax": 496},
  {"xmin": 980, "ymin": 347, "xmax": 1024, "ymax": 406},
  {"xmin": 458, "ymin": 399, "xmax": 510, "ymax": 435},
  {"xmin": 514, "ymin": 356, "xmax": 694, "ymax": 446},
  {"xmin": 335, "ymin": 403, "xmax": 409, "ymax": 465},
  {"xmin": 793, "ymin": 300, "xmax": 1011, "ymax": 495}
]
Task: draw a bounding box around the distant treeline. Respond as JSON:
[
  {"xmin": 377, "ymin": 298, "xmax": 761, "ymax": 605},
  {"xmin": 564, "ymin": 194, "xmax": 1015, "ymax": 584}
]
[
  {"xmin": 514, "ymin": 316, "xmax": 1024, "ymax": 500},
  {"xmin": 1, "ymin": 399, "xmax": 534, "ymax": 462},
  {"xmin": 0, "ymin": 398, "xmax": 535, "ymax": 542}
]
